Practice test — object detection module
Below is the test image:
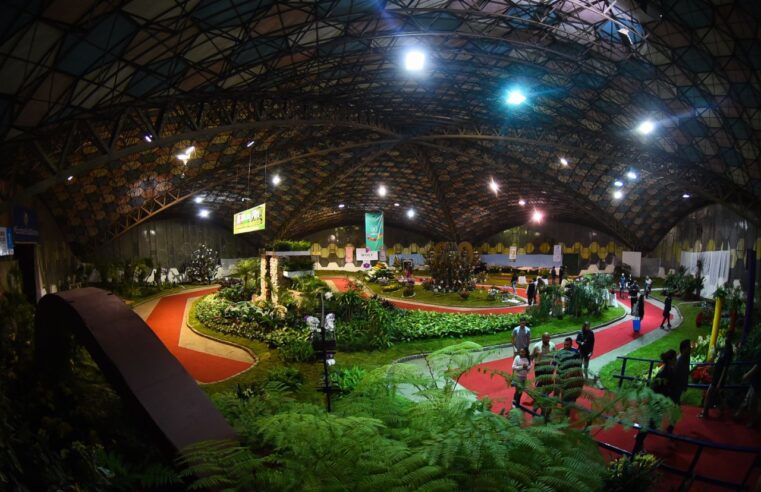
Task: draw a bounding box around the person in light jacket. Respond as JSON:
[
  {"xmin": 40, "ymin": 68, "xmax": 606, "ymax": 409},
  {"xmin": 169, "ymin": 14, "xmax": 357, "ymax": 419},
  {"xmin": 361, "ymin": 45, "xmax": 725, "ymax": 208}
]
[{"xmin": 512, "ymin": 347, "xmax": 532, "ymax": 407}]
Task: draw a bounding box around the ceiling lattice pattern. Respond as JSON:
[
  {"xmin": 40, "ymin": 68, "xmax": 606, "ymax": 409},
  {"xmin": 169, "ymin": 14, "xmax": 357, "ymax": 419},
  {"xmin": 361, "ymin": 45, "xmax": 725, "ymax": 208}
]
[{"xmin": 0, "ymin": 0, "xmax": 759, "ymax": 252}]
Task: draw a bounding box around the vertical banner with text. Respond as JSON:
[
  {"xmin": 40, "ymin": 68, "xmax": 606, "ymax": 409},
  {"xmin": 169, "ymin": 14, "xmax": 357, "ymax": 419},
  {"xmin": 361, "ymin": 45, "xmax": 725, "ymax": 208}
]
[
  {"xmin": 553, "ymin": 244, "xmax": 563, "ymax": 263},
  {"xmin": 364, "ymin": 212, "xmax": 384, "ymax": 252},
  {"xmin": 509, "ymin": 246, "xmax": 517, "ymax": 260}
]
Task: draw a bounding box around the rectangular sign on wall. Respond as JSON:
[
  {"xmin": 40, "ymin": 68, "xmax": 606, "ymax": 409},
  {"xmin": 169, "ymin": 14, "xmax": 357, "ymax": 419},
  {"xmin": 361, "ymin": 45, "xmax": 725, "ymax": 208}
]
[
  {"xmin": 233, "ymin": 203, "xmax": 266, "ymax": 234},
  {"xmin": 12, "ymin": 206, "xmax": 39, "ymax": 243},
  {"xmin": 553, "ymin": 244, "xmax": 563, "ymax": 263},
  {"xmin": 509, "ymin": 246, "xmax": 517, "ymax": 260},
  {"xmin": 0, "ymin": 227, "xmax": 13, "ymax": 256},
  {"xmin": 364, "ymin": 212, "xmax": 384, "ymax": 251},
  {"xmin": 356, "ymin": 248, "xmax": 379, "ymax": 262}
]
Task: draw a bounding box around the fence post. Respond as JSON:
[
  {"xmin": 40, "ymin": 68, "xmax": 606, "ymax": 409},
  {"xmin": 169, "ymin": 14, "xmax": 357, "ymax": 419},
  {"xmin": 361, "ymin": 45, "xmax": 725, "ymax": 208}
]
[
  {"xmin": 618, "ymin": 358, "xmax": 627, "ymax": 389},
  {"xmin": 632, "ymin": 425, "xmax": 647, "ymax": 456},
  {"xmin": 647, "ymin": 360, "xmax": 655, "ymax": 384}
]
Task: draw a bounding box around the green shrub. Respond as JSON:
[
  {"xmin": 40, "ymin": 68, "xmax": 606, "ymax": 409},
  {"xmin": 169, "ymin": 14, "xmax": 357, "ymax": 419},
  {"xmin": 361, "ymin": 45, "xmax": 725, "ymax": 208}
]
[
  {"xmin": 330, "ymin": 366, "xmax": 367, "ymax": 395},
  {"xmin": 402, "ymin": 284, "xmax": 415, "ymax": 297},
  {"xmin": 278, "ymin": 338, "xmax": 314, "ymax": 363},
  {"xmin": 389, "ymin": 310, "xmax": 527, "ymax": 341},
  {"xmin": 603, "ymin": 453, "xmax": 661, "ymax": 492},
  {"xmin": 271, "ymin": 240, "xmax": 311, "ymax": 251},
  {"xmin": 283, "ymin": 257, "xmax": 315, "ymax": 272},
  {"xmin": 218, "ymin": 284, "xmax": 255, "ymax": 302},
  {"xmin": 265, "ymin": 367, "xmax": 305, "ymax": 391}
]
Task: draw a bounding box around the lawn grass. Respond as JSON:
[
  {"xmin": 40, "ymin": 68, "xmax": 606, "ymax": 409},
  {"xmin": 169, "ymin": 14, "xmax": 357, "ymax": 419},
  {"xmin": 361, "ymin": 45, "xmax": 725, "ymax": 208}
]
[
  {"xmin": 365, "ymin": 282, "xmax": 522, "ymax": 307},
  {"xmin": 188, "ymin": 294, "xmax": 624, "ymax": 398},
  {"xmin": 597, "ymin": 301, "xmax": 713, "ymax": 407}
]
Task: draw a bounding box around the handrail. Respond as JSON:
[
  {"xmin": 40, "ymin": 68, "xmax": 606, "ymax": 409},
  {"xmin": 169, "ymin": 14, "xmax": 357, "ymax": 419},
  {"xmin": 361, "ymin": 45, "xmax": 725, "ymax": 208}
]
[{"xmin": 615, "ymin": 355, "xmax": 753, "ymax": 389}]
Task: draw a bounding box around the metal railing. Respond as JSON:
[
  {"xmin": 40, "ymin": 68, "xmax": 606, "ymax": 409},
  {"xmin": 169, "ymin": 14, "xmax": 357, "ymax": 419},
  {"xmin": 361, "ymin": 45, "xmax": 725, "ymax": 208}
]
[
  {"xmin": 515, "ymin": 390, "xmax": 761, "ymax": 490},
  {"xmin": 614, "ymin": 355, "xmax": 754, "ymax": 391}
]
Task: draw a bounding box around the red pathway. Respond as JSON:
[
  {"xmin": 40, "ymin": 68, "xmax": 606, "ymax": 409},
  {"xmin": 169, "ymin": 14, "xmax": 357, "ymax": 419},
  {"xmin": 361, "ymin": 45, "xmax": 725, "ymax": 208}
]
[{"xmin": 144, "ymin": 288, "xmax": 253, "ymax": 383}]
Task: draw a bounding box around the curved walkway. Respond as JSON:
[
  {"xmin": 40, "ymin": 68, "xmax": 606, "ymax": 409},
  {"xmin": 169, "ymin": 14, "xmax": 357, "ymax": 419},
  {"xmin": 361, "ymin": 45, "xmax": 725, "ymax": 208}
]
[
  {"xmin": 133, "ymin": 286, "xmax": 254, "ymax": 384},
  {"xmin": 322, "ymin": 276, "xmax": 534, "ymax": 314}
]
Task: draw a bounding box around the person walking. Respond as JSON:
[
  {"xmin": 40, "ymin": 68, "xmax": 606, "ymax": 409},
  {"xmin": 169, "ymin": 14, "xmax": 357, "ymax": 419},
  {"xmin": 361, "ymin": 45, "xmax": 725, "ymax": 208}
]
[
  {"xmin": 644, "ymin": 276, "xmax": 653, "ymax": 298},
  {"xmin": 668, "ymin": 339, "xmax": 692, "ymax": 433},
  {"xmin": 699, "ymin": 332, "xmax": 734, "ymax": 419},
  {"xmin": 651, "ymin": 350, "xmax": 679, "ymax": 430},
  {"xmin": 636, "ymin": 293, "xmax": 646, "ymax": 320},
  {"xmin": 551, "ymin": 266, "xmax": 557, "ymax": 285},
  {"xmin": 532, "ymin": 333, "xmax": 557, "ymax": 419},
  {"xmin": 619, "ymin": 274, "xmax": 627, "ymax": 298},
  {"xmin": 575, "ymin": 322, "xmax": 595, "ymax": 381},
  {"xmin": 558, "ymin": 337, "xmax": 583, "ymax": 415},
  {"xmin": 629, "ymin": 281, "xmax": 640, "ymax": 315},
  {"xmin": 511, "ymin": 271, "xmax": 517, "ymax": 294},
  {"xmin": 659, "ymin": 292, "xmax": 673, "ymax": 329},
  {"xmin": 559, "ymin": 265, "xmax": 565, "ymax": 285},
  {"xmin": 526, "ymin": 278, "xmax": 537, "ymax": 306},
  {"xmin": 512, "ymin": 347, "xmax": 532, "ymax": 407},
  {"xmin": 511, "ymin": 317, "xmax": 531, "ymax": 357}
]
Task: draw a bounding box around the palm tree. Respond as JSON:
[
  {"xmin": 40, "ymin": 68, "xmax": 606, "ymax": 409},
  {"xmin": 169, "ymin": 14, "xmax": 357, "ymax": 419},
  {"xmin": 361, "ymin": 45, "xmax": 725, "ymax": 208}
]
[{"xmin": 233, "ymin": 258, "xmax": 259, "ymax": 289}]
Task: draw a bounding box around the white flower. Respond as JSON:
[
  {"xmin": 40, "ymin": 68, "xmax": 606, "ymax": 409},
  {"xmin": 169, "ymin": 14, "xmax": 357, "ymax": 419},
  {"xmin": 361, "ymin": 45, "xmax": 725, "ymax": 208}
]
[{"xmin": 325, "ymin": 292, "xmax": 333, "ymax": 300}]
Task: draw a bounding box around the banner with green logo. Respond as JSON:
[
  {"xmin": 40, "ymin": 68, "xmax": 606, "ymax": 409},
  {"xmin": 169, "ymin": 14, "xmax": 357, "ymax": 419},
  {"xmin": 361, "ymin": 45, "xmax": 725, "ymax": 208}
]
[
  {"xmin": 233, "ymin": 203, "xmax": 266, "ymax": 234},
  {"xmin": 365, "ymin": 212, "xmax": 384, "ymax": 251}
]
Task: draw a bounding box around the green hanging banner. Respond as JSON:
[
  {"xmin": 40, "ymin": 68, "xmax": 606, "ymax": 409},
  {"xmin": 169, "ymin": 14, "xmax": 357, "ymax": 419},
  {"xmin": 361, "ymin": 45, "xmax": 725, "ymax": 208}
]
[{"xmin": 365, "ymin": 212, "xmax": 384, "ymax": 252}]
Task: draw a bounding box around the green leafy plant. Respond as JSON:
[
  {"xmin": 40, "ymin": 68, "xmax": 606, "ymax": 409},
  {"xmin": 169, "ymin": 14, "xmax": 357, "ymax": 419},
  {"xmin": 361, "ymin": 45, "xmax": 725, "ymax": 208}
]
[
  {"xmin": 232, "ymin": 258, "xmax": 260, "ymax": 289},
  {"xmin": 282, "ymin": 256, "xmax": 314, "ymax": 272},
  {"xmin": 185, "ymin": 244, "xmax": 219, "ymax": 284},
  {"xmin": 265, "ymin": 367, "xmax": 305, "ymax": 391},
  {"xmin": 330, "ymin": 366, "xmax": 368, "ymax": 395},
  {"xmin": 271, "ymin": 240, "xmax": 311, "ymax": 251},
  {"xmin": 603, "ymin": 453, "xmax": 661, "ymax": 492}
]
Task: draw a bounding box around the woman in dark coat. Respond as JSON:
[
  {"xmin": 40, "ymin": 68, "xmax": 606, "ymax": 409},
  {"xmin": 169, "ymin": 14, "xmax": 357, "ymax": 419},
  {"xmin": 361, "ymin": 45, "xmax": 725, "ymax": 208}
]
[
  {"xmin": 636, "ymin": 293, "xmax": 646, "ymax": 320},
  {"xmin": 659, "ymin": 292, "xmax": 673, "ymax": 329}
]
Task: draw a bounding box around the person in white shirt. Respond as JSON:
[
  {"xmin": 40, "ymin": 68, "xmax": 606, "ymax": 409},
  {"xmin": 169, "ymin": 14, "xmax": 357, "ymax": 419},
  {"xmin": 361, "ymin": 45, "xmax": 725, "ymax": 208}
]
[
  {"xmin": 512, "ymin": 347, "xmax": 532, "ymax": 407},
  {"xmin": 511, "ymin": 317, "xmax": 531, "ymax": 356}
]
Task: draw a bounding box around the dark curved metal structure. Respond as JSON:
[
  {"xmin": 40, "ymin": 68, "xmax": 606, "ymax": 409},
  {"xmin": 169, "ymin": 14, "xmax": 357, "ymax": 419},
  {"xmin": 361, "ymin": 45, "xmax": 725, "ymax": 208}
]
[{"xmin": 35, "ymin": 287, "xmax": 236, "ymax": 452}]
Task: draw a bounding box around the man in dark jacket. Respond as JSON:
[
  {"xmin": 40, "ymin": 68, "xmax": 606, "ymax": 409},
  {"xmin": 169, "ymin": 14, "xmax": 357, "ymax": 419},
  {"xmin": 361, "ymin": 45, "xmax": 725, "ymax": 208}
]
[
  {"xmin": 659, "ymin": 292, "xmax": 673, "ymax": 329},
  {"xmin": 526, "ymin": 278, "xmax": 537, "ymax": 306},
  {"xmin": 575, "ymin": 322, "xmax": 595, "ymax": 381},
  {"xmin": 674, "ymin": 339, "xmax": 692, "ymax": 404},
  {"xmin": 629, "ymin": 281, "xmax": 640, "ymax": 315}
]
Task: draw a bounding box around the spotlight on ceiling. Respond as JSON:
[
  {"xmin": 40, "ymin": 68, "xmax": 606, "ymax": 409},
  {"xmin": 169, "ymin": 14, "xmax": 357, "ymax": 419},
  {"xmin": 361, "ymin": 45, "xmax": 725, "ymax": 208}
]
[
  {"xmin": 67, "ymin": 175, "xmax": 74, "ymax": 181},
  {"xmin": 144, "ymin": 135, "xmax": 153, "ymax": 143},
  {"xmin": 626, "ymin": 171, "xmax": 638, "ymax": 180},
  {"xmin": 194, "ymin": 196, "xmax": 204, "ymax": 204},
  {"xmin": 489, "ymin": 177, "xmax": 500, "ymax": 194},
  {"xmin": 394, "ymin": 202, "xmax": 400, "ymax": 207},
  {"xmin": 271, "ymin": 174, "xmax": 281, "ymax": 186},
  {"xmin": 505, "ymin": 89, "xmax": 527, "ymax": 106},
  {"xmin": 338, "ymin": 203, "xmax": 345, "ymax": 209},
  {"xmin": 637, "ymin": 120, "xmax": 655, "ymax": 135},
  {"xmin": 682, "ymin": 193, "xmax": 691, "ymax": 199},
  {"xmin": 186, "ymin": 145, "xmax": 195, "ymax": 154},
  {"xmin": 404, "ymin": 50, "xmax": 426, "ymax": 71},
  {"xmin": 377, "ymin": 184, "xmax": 387, "ymax": 197},
  {"xmin": 560, "ymin": 157, "xmax": 569, "ymax": 166},
  {"xmin": 406, "ymin": 208, "xmax": 416, "ymax": 219},
  {"xmin": 198, "ymin": 209, "xmax": 210, "ymax": 218},
  {"xmin": 613, "ymin": 190, "xmax": 624, "ymax": 200},
  {"xmin": 532, "ymin": 209, "xmax": 543, "ymax": 223},
  {"xmin": 518, "ymin": 199, "xmax": 526, "ymax": 206},
  {"xmin": 246, "ymin": 140, "xmax": 255, "ymax": 148},
  {"xmin": 614, "ymin": 180, "xmax": 624, "ymax": 187}
]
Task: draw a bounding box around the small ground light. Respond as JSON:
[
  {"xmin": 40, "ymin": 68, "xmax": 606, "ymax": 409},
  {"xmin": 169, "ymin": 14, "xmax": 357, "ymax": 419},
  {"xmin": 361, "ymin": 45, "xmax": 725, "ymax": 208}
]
[
  {"xmin": 377, "ymin": 184, "xmax": 387, "ymax": 197},
  {"xmin": 683, "ymin": 193, "xmax": 691, "ymax": 198},
  {"xmin": 272, "ymin": 174, "xmax": 281, "ymax": 186},
  {"xmin": 560, "ymin": 157, "xmax": 569, "ymax": 166},
  {"xmin": 532, "ymin": 210, "xmax": 543, "ymax": 223},
  {"xmin": 489, "ymin": 177, "xmax": 499, "ymax": 194},
  {"xmin": 614, "ymin": 180, "xmax": 624, "ymax": 187},
  {"xmin": 637, "ymin": 120, "xmax": 655, "ymax": 135},
  {"xmin": 518, "ymin": 199, "xmax": 526, "ymax": 206},
  {"xmin": 626, "ymin": 171, "xmax": 637, "ymax": 180},
  {"xmin": 404, "ymin": 50, "xmax": 425, "ymax": 71},
  {"xmin": 506, "ymin": 89, "xmax": 527, "ymax": 105},
  {"xmin": 198, "ymin": 209, "xmax": 210, "ymax": 218},
  {"xmin": 406, "ymin": 209, "xmax": 415, "ymax": 219},
  {"xmin": 613, "ymin": 190, "xmax": 624, "ymax": 199},
  {"xmin": 194, "ymin": 196, "xmax": 203, "ymax": 203}
]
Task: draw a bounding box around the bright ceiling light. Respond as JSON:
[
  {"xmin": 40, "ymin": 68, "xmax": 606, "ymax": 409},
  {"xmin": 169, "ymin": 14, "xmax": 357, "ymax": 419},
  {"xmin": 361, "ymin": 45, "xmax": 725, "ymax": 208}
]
[
  {"xmin": 177, "ymin": 153, "xmax": 189, "ymax": 163},
  {"xmin": 198, "ymin": 209, "xmax": 210, "ymax": 218},
  {"xmin": 626, "ymin": 171, "xmax": 638, "ymax": 180},
  {"xmin": 186, "ymin": 145, "xmax": 195, "ymax": 154},
  {"xmin": 144, "ymin": 135, "xmax": 153, "ymax": 143},
  {"xmin": 506, "ymin": 89, "xmax": 527, "ymax": 105},
  {"xmin": 532, "ymin": 209, "xmax": 543, "ymax": 223},
  {"xmin": 194, "ymin": 196, "xmax": 204, "ymax": 204},
  {"xmin": 271, "ymin": 174, "xmax": 281, "ymax": 186},
  {"xmin": 246, "ymin": 140, "xmax": 255, "ymax": 148},
  {"xmin": 404, "ymin": 50, "xmax": 426, "ymax": 71},
  {"xmin": 67, "ymin": 175, "xmax": 74, "ymax": 181},
  {"xmin": 518, "ymin": 199, "xmax": 526, "ymax": 206},
  {"xmin": 394, "ymin": 202, "xmax": 400, "ymax": 207},
  {"xmin": 682, "ymin": 193, "xmax": 691, "ymax": 198},
  {"xmin": 338, "ymin": 203, "xmax": 345, "ymax": 209},
  {"xmin": 614, "ymin": 180, "xmax": 624, "ymax": 187},
  {"xmin": 489, "ymin": 177, "xmax": 499, "ymax": 194},
  {"xmin": 560, "ymin": 157, "xmax": 569, "ymax": 166},
  {"xmin": 637, "ymin": 120, "xmax": 655, "ymax": 135},
  {"xmin": 613, "ymin": 190, "xmax": 624, "ymax": 200},
  {"xmin": 406, "ymin": 208, "xmax": 415, "ymax": 219},
  {"xmin": 377, "ymin": 184, "xmax": 387, "ymax": 197}
]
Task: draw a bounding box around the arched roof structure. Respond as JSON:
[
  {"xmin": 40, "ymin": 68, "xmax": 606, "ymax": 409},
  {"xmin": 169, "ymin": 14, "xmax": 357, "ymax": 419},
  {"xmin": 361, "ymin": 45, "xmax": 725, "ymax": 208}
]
[{"xmin": 0, "ymin": 0, "xmax": 759, "ymax": 252}]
